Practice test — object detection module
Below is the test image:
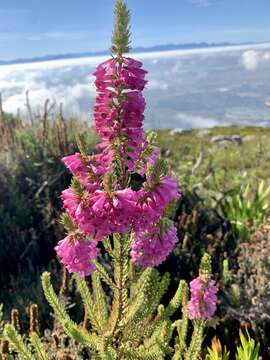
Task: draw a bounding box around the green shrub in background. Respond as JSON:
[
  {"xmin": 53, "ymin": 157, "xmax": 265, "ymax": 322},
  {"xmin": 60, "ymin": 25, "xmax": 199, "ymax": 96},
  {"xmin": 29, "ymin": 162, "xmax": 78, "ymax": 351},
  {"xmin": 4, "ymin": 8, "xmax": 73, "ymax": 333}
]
[
  {"xmin": 236, "ymin": 330, "xmax": 260, "ymax": 360},
  {"xmin": 206, "ymin": 331, "xmax": 260, "ymax": 360},
  {"xmin": 219, "ymin": 180, "xmax": 270, "ymax": 240},
  {"xmin": 0, "ymin": 109, "xmax": 98, "ymax": 320},
  {"xmin": 206, "ymin": 337, "xmax": 230, "ymax": 360}
]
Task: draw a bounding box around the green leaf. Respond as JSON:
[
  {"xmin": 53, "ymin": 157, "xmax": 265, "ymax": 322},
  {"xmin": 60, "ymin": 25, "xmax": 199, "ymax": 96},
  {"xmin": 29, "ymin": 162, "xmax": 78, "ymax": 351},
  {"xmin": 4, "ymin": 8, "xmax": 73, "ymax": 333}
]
[
  {"xmin": 93, "ymin": 261, "xmax": 117, "ymax": 290},
  {"xmin": 236, "ymin": 330, "xmax": 260, "ymax": 360},
  {"xmin": 75, "ymin": 274, "xmax": 104, "ymax": 333},
  {"xmin": 92, "ymin": 271, "xmax": 109, "ymax": 330},
  {"xmin": 41, "ymin": 272, "xmax": 100, "ymax": 351},
  {"xmin": 4, "ymin": 324, "xmax": 34, "ymax": 360},
  {"xmin": 30, "ymin": 332, "xmax": 50, "ymax": 360}
]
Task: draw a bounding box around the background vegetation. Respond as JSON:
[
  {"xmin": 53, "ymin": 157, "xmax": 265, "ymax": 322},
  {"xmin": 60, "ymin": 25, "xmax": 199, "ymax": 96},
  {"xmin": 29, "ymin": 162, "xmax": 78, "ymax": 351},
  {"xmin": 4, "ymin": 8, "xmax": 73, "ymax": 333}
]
[{"xmin": 0, "ymin": 101, "xmax": 270, "ymax": 357}]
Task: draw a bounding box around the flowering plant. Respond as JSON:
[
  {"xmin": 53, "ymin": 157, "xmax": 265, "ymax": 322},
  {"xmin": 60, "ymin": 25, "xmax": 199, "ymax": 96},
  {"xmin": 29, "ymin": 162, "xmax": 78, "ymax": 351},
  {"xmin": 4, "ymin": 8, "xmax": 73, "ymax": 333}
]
[
  {"xmin": 55, "ymin": 39, "xmax": 180, "ymax": 275},
  {"xmin": 2, "ymin": 1, "xmax": 218, "ymax": 359}
]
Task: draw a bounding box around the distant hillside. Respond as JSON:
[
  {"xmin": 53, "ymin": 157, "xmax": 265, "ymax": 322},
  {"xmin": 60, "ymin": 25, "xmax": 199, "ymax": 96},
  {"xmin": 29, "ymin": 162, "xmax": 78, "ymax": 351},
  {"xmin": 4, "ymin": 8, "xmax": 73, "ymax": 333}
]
[{"xmin": 0, "ymin": 41, "xmax": 246, "ymax": 65}]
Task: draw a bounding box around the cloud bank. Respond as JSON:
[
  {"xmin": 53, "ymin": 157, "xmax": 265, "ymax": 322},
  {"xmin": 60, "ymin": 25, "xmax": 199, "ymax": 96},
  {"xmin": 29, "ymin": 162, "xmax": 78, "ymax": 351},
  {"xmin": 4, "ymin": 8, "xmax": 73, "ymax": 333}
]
[{"xmin": 1, "ymin": 43, "xmax": 270, "ymax": 129}]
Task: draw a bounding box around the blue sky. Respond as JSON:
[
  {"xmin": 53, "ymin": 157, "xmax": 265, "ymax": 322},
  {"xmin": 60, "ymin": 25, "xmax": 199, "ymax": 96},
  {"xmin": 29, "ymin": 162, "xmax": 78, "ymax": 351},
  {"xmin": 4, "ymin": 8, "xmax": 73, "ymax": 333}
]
[{"xmin": 0, "ymin": 0, "xmax": 270, "ymax": 60}]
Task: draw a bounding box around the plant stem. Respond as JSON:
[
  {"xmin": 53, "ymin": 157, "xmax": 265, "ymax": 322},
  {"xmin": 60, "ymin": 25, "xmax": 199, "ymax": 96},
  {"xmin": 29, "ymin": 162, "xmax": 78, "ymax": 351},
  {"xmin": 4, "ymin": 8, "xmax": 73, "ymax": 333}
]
[
  {"xmin": 111, "ymin": 234, "xmax": 126, "ymax": 345},
  {"xmin": 184, "ymin": 319, "xmax": 204, "ymax": 360}
]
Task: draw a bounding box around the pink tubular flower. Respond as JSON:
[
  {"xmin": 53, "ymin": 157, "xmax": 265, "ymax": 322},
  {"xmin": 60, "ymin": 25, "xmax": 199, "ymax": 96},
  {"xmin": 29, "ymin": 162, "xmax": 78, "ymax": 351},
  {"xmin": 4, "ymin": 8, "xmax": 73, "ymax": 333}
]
[
  {"xmin": 131, "ymin": 223, "xmax": 178, "ymax": 268},
  {"xmin": 71, "ymin": 188, "xmax": 138, "ymax": 240},
  {"xmin": 61, "ymin": 187, "xmax": 80, "ymax": 218},
  {"xmin": 93, "ymin": 57, "xmax": 148, "ymax": 171},
  {"xmin": 187, "ymin": 276, "xmax": 218, "ymax": 320},
  {"xmin": 62, "ymin": 153, "xmax": 86, "ymax": 175},
  {"xmin": 149, "ymin": 175, "xmax": 180, "ymax": 209},
  {"xmin": 133, "ymin": 176, "xmax": 180, "ymax": 231},
  {"xmin": 90, "ymin": 150, "xmax": 113, "ymax": 177},
  {"xmin": 89, "ymin": 188, "xmax": 138, "ymax": 237},
  {"xmin": 62, "ymin": 153, "xmax": 94, "ymax": 190},
  {"xmin": 62, "ymin": 152, "xmax": 111, "ymax": 191},
  {"xmin": 120, "ymin": 58, "xmax": 148, "ymax": 90},
  {"xmin": 55, "ymin": 235, "xmax": 99, "ymax": 277}
]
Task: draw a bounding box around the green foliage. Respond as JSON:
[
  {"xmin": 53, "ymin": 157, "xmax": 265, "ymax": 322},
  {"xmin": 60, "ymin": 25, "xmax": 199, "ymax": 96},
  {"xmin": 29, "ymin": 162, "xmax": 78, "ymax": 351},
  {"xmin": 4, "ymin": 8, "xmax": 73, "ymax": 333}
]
[
  {"xmin": 206, "ymin": 337, "xmax": 230, "ymax": 360},
  {"xmin": 4, "ymin": 324, "xmax": 34, "ymax": 360},
  {"xmin": 1, "ymin": 108, "xmax": 269, "ymax": 357},
  {"xmin": 29, "ymin": 332, "xmax": 50, "ymax": 360},
  {"xmin": 41, "ymin": 272, "xmax": 100, "ymax": 351},
  {"xmin": 230, "ymin": 283, "xmax": 241, "ymax": 306},
  {"xmin": 219, "ymin": 180, "xmax": 270, "ymax": 239},
  {"xmin": 1, "ymin": 112, "xmax": 267, "ymax": 360},
  {"xmin": 221, "ymin": 259, "xmax": 230, "ymax": 286},
  {"xmin": 40, "ymin": 249, "xmax": 213, "ymax": 358},
  {"xmin": 0, "ymin": 106, "xmax": 99, "ymax": 320},
  {"xmin": 172, "ymin": 282, "xmax": 189, "ymax": 359},
  {"xmin": 236, "ymin": 330, "xmax": 260, "ymax": 360},
  {"xmin": 184, "ymin": 319, "xmax": 204, "ymax": 360},
  {"xmin": 2, "ymin": 242, "xmax": 214, "ymax": 358}
]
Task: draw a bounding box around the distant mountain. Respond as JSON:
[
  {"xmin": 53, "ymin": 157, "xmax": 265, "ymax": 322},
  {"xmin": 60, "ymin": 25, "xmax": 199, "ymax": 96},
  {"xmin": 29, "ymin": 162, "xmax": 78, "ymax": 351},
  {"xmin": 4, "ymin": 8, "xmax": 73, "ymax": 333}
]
[{"xmin": 0, "ymin": 41, "xmax": 257, "ymax": 66}]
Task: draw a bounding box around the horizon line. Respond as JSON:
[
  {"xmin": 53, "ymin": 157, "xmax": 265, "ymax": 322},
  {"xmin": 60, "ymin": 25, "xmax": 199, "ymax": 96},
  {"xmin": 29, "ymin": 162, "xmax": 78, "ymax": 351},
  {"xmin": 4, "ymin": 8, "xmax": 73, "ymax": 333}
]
[
  {"xmin": 1, "ymin": 40, "xmax": 270, "ymax": 66},
  {"xmin": 1, "ymin": 41, "xmax": 270, "ymax": 71}
]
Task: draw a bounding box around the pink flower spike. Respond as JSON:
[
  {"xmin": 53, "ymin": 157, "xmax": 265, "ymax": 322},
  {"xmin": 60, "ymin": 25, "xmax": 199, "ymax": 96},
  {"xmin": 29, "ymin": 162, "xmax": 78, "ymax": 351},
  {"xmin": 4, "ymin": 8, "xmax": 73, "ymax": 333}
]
[
  {"xmin": 55, "ymin": 235, "xmax": 99, "ymax": 277},
  {"xmin": 187, "ymin": 276, "xmax": 218, "ymax": 321},
  {"xmin": 57, "ymin": 54, "xmax": 182, "ymax": 276}
]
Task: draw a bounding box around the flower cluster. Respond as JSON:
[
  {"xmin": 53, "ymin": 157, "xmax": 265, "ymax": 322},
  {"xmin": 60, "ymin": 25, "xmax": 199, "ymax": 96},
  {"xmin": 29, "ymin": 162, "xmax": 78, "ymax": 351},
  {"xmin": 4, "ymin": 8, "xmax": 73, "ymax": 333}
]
[
  {"xmin": 187, "ymin": 276, "xmax": 218, "ymax": 320},
  {"xmin": 93, "ymin": 57, "xmax": 147, "ymax": 171},
  {"xmin": 55, "ymin": 234, "xmax": 99, "ymax": 277},
  {"xmin": 55, "ymin": 55, "xmax": 180, "ymax": 276},
  {"xmin": 131, "ymin": 223, "xmax": 178, "ymax": 268}
]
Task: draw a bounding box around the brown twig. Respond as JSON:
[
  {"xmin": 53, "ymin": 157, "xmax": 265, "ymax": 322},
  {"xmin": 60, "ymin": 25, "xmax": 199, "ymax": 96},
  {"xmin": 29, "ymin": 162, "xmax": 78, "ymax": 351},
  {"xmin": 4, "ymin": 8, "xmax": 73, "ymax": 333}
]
[{"xmin": 25, "ymin": 90, "xmax": 34, "ymax": 126}]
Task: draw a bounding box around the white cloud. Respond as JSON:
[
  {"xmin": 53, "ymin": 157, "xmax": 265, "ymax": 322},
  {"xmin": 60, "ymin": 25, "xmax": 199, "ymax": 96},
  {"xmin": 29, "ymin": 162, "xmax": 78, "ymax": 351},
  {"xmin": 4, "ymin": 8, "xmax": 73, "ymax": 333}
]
[
  {"xmin": 263, "ymin": 53, "xmax": 270, "ymax": 60},
  {"xmin": 241, "ymin": 50, "xmax": 260, "ymax": 70},
  {"xmin": 218, "ymin": 87, "xmax": 230, "ymax": 92},
  {"xmin": 1, "ymin": 42, "xmax": 269, "ymax": 71},
  {"xmin": 3, "ymin": 88, "xmax": 51, "ymax": 113},
  {"xmin": 241, "ymin": 50, "xmax": 270, "ymax": 70},
  {"xmin": 175, "ymin": 112, "xmax": 221, "ymax": 128},
  {"xmin": 134, "ymin": 42, "xmax": 270, "ymax": 61},
  {"xmin": 0, "ymin": 65, "xmax": 96, "ymax": 117}
]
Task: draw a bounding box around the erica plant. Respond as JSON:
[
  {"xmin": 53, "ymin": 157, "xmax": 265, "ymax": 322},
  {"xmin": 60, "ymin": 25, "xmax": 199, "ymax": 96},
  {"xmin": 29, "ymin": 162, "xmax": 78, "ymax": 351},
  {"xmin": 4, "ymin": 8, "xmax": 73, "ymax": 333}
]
[
  {"xmin": 56, "ymin": 0, "xmax": 180, "ymax": 276},
  {"xmin": 3, "ymin": 1, "xmax": 218, "ymax": 359}
]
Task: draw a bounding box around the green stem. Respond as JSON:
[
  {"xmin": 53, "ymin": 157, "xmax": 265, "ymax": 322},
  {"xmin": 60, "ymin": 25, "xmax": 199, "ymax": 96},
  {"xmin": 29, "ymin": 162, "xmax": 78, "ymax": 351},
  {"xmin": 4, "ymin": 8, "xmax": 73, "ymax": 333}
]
[
  {"xmin": 111, "ymin": 235, "xmax": 126, "ymax": 341},
  {"xmin": 184, "ymin": 319, "xmax": 205, "ymax": 360}
]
